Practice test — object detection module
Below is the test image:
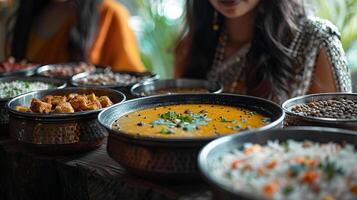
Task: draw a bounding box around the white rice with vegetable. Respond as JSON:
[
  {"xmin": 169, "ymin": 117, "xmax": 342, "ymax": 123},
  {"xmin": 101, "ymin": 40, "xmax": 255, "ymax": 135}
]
[
  {"xmin": 212, "ymin": 140, "xmax": 357, "ymax": 200},
  {"xmin": 0, "ymin": 81, "xmax": 54, "ymax": 99}
]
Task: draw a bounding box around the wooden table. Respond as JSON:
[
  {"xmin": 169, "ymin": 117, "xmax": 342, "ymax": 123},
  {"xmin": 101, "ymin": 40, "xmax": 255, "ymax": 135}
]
[{"xmin": 0, "ymin": 136, "xmax": 211, "ymax": 200}]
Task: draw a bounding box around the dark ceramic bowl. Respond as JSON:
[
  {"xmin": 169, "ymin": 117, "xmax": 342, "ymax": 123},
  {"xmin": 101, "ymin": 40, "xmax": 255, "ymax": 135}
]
[
  {"xmin": 282, "ymin": 93, "xmax": 357, "ymax": 130},
  {"xmin": 0, "ymin": 76, "xmax": 66, "ymax": 135},
  {"xmin": 198, "ymin": 127, "xmax": 357, "ymax": 200},
  {"xmin": 6, "ymin": 87, "xmax": 125, "ymax": 154},
  {"xmin": 130, "ymin": 79, "xmax": 223, "ymax": 98},
  {"xmin": 98, "ymin": 93, "xmax": 284, "ymax": 180},
  {"xmin": 71, "ymin": 69, "xmax": 158, "ymax": 99}
]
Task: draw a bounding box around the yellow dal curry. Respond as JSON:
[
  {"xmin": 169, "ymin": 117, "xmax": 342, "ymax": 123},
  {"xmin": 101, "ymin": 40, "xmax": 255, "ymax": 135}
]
[{"xmin": 112, "ymin": 104, "xmax": 271, "ymax": 138}]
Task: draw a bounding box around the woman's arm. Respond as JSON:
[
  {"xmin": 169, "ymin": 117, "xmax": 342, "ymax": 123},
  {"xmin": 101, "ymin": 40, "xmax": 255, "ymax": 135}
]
[
  {"xmin": 308, "ymin": 26, "xmax": 352, "ymax": 93},
  {"xmin": 308, "ymin": 48, "xmax": 338, "ymax": 93},
  {"xmin": 90, "ymin": 0, "xmax": 145, "ymax": 72}
]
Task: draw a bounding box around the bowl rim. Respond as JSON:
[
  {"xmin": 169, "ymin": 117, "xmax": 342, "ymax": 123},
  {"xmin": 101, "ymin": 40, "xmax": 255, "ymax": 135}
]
[
  {"xmin": 130, "ymin": 78, "xmax": 224, "ymax": 97},
  {"xmin": 0, "ymin": 63, "xmax": 39, "ymax": 77},
  {"xmin": 0, "ymin": 76, "xmax": 67, "ymax": 102},
  {"xmin": 198, "ymin": 126, "xmax": 357, "ymax": 200},
  {"xmin": 36, "ymin": 62, "xmax": 97, "ymax": 79},
  {"xmin": 70, "ymin": 70, "xmax": 159, "ymax": 88},
  {"xmin": 6, "ymin": 87, "xmax": 126, "ymax": 119},
  {"xmin": 282, "ymin": 92, "xmax": 357, "ymax": 122},
  {"xmin": 98, "ymin": 93, "xmax": 285, "ymax": 143}
]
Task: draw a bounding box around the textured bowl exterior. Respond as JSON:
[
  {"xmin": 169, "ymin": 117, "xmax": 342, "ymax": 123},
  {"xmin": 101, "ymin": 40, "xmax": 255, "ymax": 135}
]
[
  {"xmin": 130, "ymin": 79, "xmax": 223, "ymax": 98},
  {"xmin": 198, "ymin": 127, "xmax": 357, "ymax": 200},
  {"xmin": 0, "ymin": 100, "xmax": 9, "ymax": 134},
  {"xmin": 7, "ymin": 87, "xmax": 125, "ymax": 154},
  {"xmin": 0, "ymin": 76, "xmax": 67, "ymax": 135},
  {"xmin": 99, "ymin": 93, "xmax": 284, "ymax": 179},
  {"xmin": 107, "ymin": 132, "xmax": 203, "ymax": 180},
  {"xmin": 283, "ymin": 93, "xmax": 357, "ymax": 130},
  {"xmin": 9, "ymin": 114, "xmax": 106, "ymax": 154}
]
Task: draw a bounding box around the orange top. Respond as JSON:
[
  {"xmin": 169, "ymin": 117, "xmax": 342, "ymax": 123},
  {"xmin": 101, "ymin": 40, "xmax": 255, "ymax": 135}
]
[{"xmin": 26, "ymin": 0, "xmax": 145, "ymax": 72}]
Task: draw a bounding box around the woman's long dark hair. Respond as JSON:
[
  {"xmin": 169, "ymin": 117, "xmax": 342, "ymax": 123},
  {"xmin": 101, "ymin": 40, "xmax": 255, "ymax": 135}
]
[
  {"xmin": 8, "ymin": 0, "xmax": 101, "ymax": 61},
  {"xmin": 177, "ymin": 0, "xmax": 306, "ymax": 100}
]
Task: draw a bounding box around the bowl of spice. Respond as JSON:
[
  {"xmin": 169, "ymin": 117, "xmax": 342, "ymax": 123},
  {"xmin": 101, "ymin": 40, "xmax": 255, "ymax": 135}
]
[
  {"xmin": 0, "ymin": 76, "xmax": 66, "ymax": 135},
  {"xmin": 71, "ymin": 69, "xmax": 158, "ymax": 99},
  {"xmin": 0, "ymin": 57, "xmax": 38, "ymax": 77},
  {"xmin": 131, "ymin": 79, "xmax": 223, "ymax": 98},
  {"xmin": 282, "ymin": 93, "xmax": 357, "ymax": 130},
  {"xmin": 36, "ymin": 62, "xmax": 96, "ymax": 81}
]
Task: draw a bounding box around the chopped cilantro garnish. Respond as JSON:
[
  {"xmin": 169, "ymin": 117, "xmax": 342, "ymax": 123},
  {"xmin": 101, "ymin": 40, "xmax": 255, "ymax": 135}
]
[
  {"xmin": 248, "ymin": 111, "xmax": 257, "ymax": 116},
  {"xmin": 227, "ymin": 125, "xmax": 242, "ymax": 131},
  {"xmin": 261, "ymin": 117, "xmax": 271, "ymax": 124},
  {"xmin": 152, "ymin": 111, "xmax": 211, "ymax": 133},
  {"xmin": 159, "ymin": 128, "xmax": 174, "ymax": 134},
  {"xmin": 318, "ymin": 160, "xmax": 345, "ymax": 180},
  {"xmin": 282, "ymin": 141, "xmax": 290, "ymax": 152},
  {"xmin": 283, "ymin": 185, "xmax": 293, "ymax": 195},
  {"xmin": 220, "ymin": 117, "xmax": 237, "ymax": 123}
]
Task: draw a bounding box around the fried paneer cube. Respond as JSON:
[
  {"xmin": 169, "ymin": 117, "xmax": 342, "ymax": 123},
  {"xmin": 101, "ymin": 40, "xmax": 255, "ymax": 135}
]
[
  {"xmin": 30, "ymin": 98, "xmax": 52, "ymax": 113},
  {"xmin": 16, "ymin": 106, "xmax": 31, "ymax": 112},
  {"xmin": 67, "ymin": 93, "xmax": 79, "ymax": 100},
  {"xmin": 69, "ymin": 95, "xmax": 88, "ymax": 111},
  {"xmin": 84, "ymin": 100, "xmax": 102, "ymax": 110},
  {"xmin": 54, "ymin": 102, "xmax": 75, "ymax": 113},
  {"xmin": 86, "ymin": 93, "xmax": 97, "ymax": 102},
  {"xmin": 16, "ymin": 93, "xmax": 111, "ymax": 114},
  {"xmin": 98, "ymin": 96, "xmax": 113, "ymax": 108},
  {"xmin": 42, "ymin": 95, "xmax": 67, "ymax": 106}
]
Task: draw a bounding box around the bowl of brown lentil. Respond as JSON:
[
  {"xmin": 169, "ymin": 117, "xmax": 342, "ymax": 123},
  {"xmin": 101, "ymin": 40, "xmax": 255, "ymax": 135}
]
[{"xmin": 282, "ymin": 93, "xmax": 357, "ymax": 130}]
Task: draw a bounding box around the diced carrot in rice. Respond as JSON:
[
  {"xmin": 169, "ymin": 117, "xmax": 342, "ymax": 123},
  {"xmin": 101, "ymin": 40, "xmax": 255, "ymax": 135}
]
[
  {"xmin": 263, "ymin": 181, "xmax": 279, "ymax": 198},
  {"xmin": 302, "ymin": 171, "xmax": 320, "ymax": 184},
  {"xmin": 244, "ymin": 144, "xmax": 262, "ymax": 155},
  {"xmin": 351, "ymin": 184, "xmax": 357, "ymax": 194},
  {"xmin": 266, "ymin": 160, "xmax": 277, "ymax": 169}
]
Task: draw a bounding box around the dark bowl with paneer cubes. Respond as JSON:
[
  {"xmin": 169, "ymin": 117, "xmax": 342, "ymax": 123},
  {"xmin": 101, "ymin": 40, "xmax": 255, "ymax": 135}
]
[
  {"xmin": 6, "ymin": 87, "xmax": 125, "ymax": 154},
  {"xmin": 98, "ymin": 93, "xmax": 284, "ymax": 180},
  {"xmin": 0, "ymin": 76, "xmax": 66, "ymax": 135}
]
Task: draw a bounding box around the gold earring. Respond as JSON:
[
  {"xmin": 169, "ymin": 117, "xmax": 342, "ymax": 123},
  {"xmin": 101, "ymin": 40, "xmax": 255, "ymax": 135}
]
[{"xmin": 212, "ymin": 10, "xmax": 219, "ymax": 31}]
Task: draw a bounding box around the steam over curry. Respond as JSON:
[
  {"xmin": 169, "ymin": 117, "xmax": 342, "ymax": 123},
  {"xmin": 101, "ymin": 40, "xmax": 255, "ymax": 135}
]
[{"xmin": 112, "ymin": 104, "xmax": 271, "ymax": 138}]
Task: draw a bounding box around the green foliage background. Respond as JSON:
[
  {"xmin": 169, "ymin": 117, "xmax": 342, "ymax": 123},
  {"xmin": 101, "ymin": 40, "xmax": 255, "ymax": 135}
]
[
  {"xmin": 131, "ymin": 0, "xmax": 357, "ymax": 78},
  {"xmin": 312, "ymin": 0, "xmax": 357, "ymax": 71}
]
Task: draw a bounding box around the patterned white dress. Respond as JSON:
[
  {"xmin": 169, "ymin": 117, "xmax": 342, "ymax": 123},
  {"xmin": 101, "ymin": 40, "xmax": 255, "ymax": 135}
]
[{"xmin": 207, "ymin": 17, "xmax": 352, "ymax": 103}]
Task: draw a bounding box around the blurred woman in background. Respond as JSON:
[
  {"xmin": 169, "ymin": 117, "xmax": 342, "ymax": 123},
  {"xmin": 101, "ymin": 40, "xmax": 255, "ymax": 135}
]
[
  {"xmin": 6, "ymin": 0, "xmax": 144, "ymax": 72},
  {"xmin": 0, "ymin": 0, "xmax": 16, "ymax": 61},
  {"xmin": 175, "ymin": 0, "xmax": 352, "ymax": 103}
]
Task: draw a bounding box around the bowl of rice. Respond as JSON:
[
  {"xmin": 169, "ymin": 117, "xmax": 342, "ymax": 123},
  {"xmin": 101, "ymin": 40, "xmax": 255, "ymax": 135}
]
[
  {"xmin": 198, "ymin": 127, "xmax": 357, "ymax": 200},
  {"xmin": 0, "ymin": 76, "xmax": 66, "ymax": 135}
]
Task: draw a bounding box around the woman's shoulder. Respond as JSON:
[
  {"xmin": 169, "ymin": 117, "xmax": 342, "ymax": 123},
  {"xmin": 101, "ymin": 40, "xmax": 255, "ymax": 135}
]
[
  {"xmin": 299, "ymin": 16, "xmax": 341, "ymax": 41},
  {"xmin": 100, "ymin": 0, "xmax": 130, "ymax": 20}
]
